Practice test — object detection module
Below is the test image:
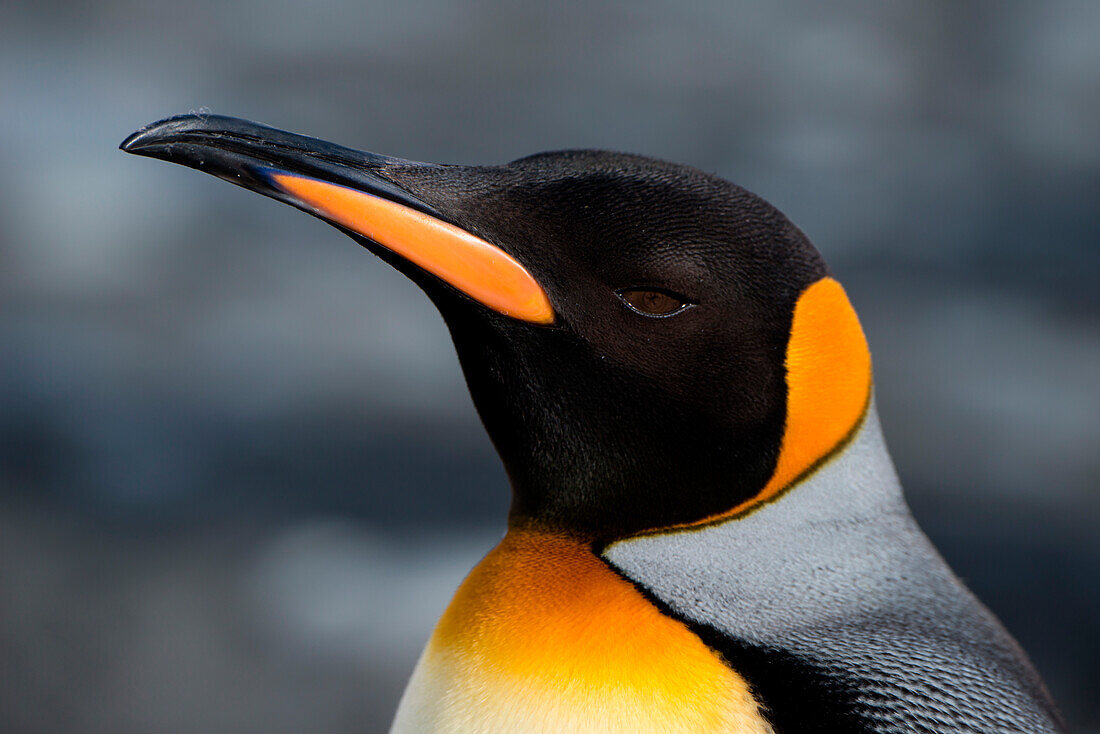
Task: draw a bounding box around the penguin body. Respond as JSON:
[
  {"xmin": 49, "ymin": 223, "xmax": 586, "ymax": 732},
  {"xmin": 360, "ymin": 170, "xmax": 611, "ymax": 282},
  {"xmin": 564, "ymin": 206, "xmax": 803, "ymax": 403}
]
[
  {"xmin": 122, "ymin": 115, "xmax": 1067, "ymax": 733},
  {"xmin": 607, "ymin": 404, "xmax": 1061, "ymax": 733}
]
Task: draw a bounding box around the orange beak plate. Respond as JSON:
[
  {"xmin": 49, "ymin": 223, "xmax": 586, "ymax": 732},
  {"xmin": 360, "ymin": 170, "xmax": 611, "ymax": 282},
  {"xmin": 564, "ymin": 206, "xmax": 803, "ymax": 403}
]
[{"xmin": 269, "ymin": 172, "xmax": 555, "ymax": 325}]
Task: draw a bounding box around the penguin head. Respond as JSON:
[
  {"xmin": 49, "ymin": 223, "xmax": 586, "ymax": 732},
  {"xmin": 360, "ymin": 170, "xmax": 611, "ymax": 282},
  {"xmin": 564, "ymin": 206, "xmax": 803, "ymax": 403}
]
[{"xmin": 122, "ymin": 116, "xmax": 871, "ymax": 542}]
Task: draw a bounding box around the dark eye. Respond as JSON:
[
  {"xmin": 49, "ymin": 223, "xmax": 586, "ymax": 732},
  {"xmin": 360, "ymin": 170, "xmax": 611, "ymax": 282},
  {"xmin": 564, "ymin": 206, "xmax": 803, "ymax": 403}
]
[{"xmin": 617, "ymin": 288, "xmax": 693, "ymax": 317}]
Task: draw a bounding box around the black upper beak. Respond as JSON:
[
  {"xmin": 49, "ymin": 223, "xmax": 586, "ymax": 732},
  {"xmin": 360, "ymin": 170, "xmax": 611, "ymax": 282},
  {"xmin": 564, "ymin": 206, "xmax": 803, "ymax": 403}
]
[{"xmin": 120, "ymin": 114, "xmax": 441, "ymax": 217}]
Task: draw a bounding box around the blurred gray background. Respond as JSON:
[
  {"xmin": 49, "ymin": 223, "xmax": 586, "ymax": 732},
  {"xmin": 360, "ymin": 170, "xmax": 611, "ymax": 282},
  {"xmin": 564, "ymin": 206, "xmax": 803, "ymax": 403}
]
[{"xmin": 1, "ymin": 1, "xmax": 1098, "ymax": 732}]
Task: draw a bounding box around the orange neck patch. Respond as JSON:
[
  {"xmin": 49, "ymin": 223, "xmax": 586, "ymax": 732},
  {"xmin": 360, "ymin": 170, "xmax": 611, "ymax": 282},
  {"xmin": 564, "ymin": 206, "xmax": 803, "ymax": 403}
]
[
  {"xmin": 758, "ymin": 276, "xmax": 872, "ymax": 501},
  {"xmin": 669, "ymin": 277, "xmax": 872, "ymax": 531},
  {"xmin": 391, "ymin": 527, "xmax": 773, "ymax": 733}
]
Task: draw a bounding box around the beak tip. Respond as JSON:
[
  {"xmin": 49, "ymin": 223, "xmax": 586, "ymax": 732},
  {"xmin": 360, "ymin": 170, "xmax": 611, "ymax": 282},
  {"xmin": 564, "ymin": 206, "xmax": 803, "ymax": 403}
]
[
  {"xmin": 119, "ymin": 119, "xmax": 173, "ymax": 155},
  {"xmin": 119, "ymin": 113, "xmax": 221, "ymax": 155},
  {"xmin": 119, "ymin": 130, "xmax": 144, "ymax": 153}
]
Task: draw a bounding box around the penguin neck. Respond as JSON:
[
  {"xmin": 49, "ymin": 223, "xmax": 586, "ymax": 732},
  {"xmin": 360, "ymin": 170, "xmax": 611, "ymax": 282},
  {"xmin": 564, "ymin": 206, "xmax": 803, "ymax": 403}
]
[
  {"xmin": 759, "ymin": 398, "xmax": 908, "ymax": 528},
  {"xmin": 704, "ymin": 398, "xmax": 905, "ymax": 534},
  {"xmin": 728, "ymin": 398, "xmax": 908, "ymax": 531},
  {"xmin": 602, "ymin": 398, "xmax": 915, "ymax": 601}
]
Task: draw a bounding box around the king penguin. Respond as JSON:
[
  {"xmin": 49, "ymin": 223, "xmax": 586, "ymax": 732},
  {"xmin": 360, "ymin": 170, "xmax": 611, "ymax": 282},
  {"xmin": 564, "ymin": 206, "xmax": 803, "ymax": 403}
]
[{"xmin": 122, "ymin": 114, "xmax": 1067, "ymax": 734}]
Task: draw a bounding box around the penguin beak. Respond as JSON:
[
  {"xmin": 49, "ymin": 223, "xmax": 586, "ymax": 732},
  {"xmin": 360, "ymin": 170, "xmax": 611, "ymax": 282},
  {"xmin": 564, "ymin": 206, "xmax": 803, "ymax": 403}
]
[{"xmin": 120, "ymin": 115, "xmax": 555, "ymax": 325}]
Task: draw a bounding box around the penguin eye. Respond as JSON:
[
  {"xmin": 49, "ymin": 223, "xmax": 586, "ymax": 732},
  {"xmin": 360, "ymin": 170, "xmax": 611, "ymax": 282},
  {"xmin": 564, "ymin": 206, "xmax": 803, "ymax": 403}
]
[{"xmin": 616, "ymin": 288, "xmax": 693, "ymax": 317}]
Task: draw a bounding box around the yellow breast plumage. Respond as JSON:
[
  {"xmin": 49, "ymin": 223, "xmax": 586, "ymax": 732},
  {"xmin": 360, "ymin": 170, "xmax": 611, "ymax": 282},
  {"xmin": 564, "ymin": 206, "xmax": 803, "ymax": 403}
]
[{"xmin": 390, "ymin": 526, "xmax": 773, "ymax": 734}]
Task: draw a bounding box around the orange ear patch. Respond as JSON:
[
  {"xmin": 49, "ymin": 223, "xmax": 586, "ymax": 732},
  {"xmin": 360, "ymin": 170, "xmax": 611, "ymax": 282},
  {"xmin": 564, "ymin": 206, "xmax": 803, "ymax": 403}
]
[
  {"xmin": 756, "ymin": 276, "xmax": 872, "ymax": 505},
  {"xmin": 269, "ymin": 172, "xmax": 556, "ymax": 324},
  {"xmin": 661, "ymin": 277, "xmax": 871, "ymax": 532}
]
